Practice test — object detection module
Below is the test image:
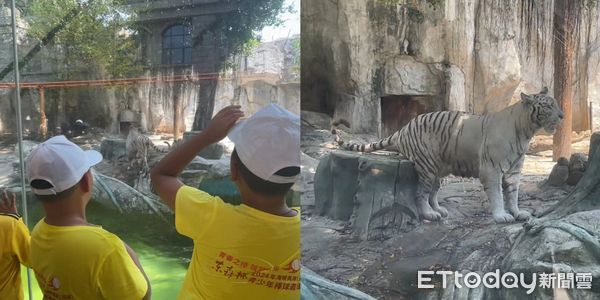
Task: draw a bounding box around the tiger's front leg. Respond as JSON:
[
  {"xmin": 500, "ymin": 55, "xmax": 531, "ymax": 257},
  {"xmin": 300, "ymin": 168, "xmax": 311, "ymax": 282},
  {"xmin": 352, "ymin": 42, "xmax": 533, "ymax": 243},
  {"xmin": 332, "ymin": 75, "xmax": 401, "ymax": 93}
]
[
  {"xmin": 480, "ymin": 166, "xmax": 515, "ymax": 223},
  {"xmin": 502, "ymin": 159, "xmax": 531, "ymax": 221}
]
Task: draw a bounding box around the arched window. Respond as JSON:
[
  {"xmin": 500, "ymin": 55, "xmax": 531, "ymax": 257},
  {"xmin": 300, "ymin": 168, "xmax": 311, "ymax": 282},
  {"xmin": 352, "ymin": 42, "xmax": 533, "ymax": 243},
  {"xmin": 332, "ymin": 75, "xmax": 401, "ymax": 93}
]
[{"xmin": 162, "ymin": 24, "xmax": 192, "ymax": 65}]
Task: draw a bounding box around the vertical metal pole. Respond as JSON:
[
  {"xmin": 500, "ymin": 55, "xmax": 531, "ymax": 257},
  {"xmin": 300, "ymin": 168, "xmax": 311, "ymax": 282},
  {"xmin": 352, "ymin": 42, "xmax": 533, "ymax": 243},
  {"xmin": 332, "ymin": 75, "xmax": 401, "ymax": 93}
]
[{"xmin": 10, "ymin": 1, "xmax": 33, "ymax": 300}]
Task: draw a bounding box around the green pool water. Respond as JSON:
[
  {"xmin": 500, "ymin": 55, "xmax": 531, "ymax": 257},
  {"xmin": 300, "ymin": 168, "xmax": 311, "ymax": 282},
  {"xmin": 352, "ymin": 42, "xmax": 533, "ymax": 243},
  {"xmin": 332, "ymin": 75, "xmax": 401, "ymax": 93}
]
[{"xmin": 20, "ymin": 200, "xmax": 192, "ymax": 299}]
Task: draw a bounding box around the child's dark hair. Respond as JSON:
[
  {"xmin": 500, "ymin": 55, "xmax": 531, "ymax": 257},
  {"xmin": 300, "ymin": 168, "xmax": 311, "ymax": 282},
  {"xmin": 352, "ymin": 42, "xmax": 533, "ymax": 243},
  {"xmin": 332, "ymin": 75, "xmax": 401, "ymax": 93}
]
[
  {"xmin": 30, "ymin": 179, "xmax": 80, "ymax": 202},
  {"xmin": 231, "ymin": 149, "xmax": 300, "ymax": 196}
]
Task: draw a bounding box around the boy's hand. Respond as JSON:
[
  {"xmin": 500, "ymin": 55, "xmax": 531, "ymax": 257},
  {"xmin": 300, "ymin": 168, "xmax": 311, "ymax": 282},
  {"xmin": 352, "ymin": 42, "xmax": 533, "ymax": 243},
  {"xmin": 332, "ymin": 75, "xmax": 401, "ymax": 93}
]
[
  {"xmin": 203, "ymin": 105, "xmax": 244, "ymax": 144},
  {"xmin": 0, "ymin": 190, "xmax": 17, "ymax": 215}
]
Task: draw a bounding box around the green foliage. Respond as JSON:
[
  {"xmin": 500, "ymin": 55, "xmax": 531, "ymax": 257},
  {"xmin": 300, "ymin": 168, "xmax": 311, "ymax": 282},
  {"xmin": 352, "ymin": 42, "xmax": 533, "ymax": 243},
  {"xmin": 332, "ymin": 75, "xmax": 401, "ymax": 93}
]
[
  {"xmin": 239, "ymin": 38, "xmax": 261, "ymax": 56},
  {"xmin": 23, "ymin": 0, "xmax": 141, "ymax": 78},
  {"xmin": 21, "ymin": 0, "xmax": 290, "ymax": 77},
  {"xmin": 206, "ymin": 0, "xmax": 291, "ymax": 56}
]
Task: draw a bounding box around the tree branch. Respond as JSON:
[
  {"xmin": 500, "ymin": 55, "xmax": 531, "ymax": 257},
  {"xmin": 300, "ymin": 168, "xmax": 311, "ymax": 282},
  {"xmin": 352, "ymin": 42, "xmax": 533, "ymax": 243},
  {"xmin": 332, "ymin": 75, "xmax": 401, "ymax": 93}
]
[{"xmin": 0, "ymin": 5, "xmax": 82, "ymax": 81}]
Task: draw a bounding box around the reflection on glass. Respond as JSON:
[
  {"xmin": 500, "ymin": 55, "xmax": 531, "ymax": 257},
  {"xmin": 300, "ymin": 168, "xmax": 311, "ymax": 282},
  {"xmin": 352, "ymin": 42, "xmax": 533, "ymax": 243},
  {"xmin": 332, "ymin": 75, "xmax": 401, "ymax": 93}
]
[{"xmin": 1, "ymin": 0, "xmax": 299, "ymax": 298}]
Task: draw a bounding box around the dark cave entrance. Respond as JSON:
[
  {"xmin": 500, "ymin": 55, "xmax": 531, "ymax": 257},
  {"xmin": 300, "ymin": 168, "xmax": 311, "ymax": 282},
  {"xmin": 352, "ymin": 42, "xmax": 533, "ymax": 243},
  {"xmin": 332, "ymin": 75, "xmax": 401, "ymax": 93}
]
[{"xmin": 380, "ymin": 95, "xmax": 437, "ymax": 137}]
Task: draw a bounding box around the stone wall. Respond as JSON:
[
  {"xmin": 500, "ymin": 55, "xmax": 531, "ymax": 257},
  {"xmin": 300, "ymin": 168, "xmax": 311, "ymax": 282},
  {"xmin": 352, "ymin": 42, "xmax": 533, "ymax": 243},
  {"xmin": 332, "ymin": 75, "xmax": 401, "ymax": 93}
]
[{"xmin": 302, "ymin": 0, "xmax": 600, "ymax": 135}]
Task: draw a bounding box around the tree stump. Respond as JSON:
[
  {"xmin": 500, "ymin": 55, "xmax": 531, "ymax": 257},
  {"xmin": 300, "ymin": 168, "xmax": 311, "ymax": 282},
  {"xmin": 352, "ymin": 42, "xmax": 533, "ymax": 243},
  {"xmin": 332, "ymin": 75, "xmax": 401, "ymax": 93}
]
[{"xmin": 314, "ymin": 151, "xmax": 418, "ymax": 240}]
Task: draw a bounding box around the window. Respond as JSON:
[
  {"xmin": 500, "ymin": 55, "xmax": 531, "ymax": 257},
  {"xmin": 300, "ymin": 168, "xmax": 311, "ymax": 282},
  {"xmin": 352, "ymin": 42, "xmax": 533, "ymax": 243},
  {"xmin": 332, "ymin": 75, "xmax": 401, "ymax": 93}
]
[{"xmin": 162, "ymin": 24, "xmax": 192, "ymax": 65}]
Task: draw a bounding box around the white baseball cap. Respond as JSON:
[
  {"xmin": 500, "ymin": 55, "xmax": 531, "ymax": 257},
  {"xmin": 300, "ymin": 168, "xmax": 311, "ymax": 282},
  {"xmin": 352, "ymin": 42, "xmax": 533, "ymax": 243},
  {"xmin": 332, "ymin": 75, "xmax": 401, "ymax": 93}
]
[
  {"xmin": 26, "ymin": 135, "xmax": 103, "ymax": 195},
  {"xmin": 227, "ymin": 103, "xmax": 300, "ymax": 184}
]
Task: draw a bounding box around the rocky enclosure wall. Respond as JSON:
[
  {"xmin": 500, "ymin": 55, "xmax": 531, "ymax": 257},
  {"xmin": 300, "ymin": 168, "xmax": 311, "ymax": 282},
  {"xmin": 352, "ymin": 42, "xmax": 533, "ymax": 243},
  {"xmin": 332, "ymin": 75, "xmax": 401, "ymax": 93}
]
[{"xmin": 302, "ymin": 0, "xmax": 600, "ymax": 135}]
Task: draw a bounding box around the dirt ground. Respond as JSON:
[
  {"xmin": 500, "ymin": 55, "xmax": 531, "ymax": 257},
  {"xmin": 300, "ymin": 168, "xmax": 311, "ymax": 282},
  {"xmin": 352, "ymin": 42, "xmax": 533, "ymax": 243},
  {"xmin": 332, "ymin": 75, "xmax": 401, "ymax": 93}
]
[{"xmin": 300, "ymin": 129, "xmax": 591, "ymax": 299}]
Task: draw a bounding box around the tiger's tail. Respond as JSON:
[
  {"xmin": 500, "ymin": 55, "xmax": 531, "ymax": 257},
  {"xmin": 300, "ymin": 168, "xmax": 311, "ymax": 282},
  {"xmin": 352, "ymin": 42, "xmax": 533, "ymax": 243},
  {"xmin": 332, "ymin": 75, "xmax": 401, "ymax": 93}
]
[
  {"xmin": 331, "ymin": 119, "xmax": 397, "ymax": 153},
  {"xmin": 146, "ymin": 139, "xmax": 169, "ymax": 153}
]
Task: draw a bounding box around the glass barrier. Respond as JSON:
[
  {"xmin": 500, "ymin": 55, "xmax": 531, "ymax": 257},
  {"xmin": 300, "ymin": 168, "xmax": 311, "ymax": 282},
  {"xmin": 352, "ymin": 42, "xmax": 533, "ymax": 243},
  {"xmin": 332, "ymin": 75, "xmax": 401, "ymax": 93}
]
[{"xmin": 1, "ymin": 0, "xmax": 299, "ymax": 299}]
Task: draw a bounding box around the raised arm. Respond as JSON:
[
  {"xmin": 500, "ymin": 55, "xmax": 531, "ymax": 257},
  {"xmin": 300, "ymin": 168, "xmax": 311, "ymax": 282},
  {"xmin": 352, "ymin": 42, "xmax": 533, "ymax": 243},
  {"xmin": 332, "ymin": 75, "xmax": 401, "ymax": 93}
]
[{"xmin": 150, "ymin": 105, "xmax": 244, "ymax": 211}]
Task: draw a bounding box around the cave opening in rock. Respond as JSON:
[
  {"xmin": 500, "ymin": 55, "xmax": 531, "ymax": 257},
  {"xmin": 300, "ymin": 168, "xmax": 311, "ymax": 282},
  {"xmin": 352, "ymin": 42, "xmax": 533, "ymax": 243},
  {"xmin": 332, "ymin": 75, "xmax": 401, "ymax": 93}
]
[{"xmin": 380, "ymin": 95, "xmax": 437, "ymax": 137}]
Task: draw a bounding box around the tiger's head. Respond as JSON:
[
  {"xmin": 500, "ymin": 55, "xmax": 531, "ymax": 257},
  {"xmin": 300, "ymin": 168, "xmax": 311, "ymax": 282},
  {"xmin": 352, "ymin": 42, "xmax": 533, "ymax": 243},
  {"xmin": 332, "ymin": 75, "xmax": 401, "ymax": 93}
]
[{"xmin": 521, "ymin": 87, "xmax": 564, "ymax": 134}]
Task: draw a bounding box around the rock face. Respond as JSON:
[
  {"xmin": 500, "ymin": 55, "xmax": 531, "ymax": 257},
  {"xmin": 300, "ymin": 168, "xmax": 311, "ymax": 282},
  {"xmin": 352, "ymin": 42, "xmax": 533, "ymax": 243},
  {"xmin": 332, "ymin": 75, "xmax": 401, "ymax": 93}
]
[
  {"xmin": 546, "ymin": 157, "xmax": 569, "ymax": 186},
  {"xmin": 213, "ymin": 36, "xmax": 300, "ymax": 117},
  {"xmin": 546, "ymin": 153, "xmax": 590, "ymax": 187},
  {"xmin": 301, "ymin": 267, "xmax": 377, "ymax": 300},
  {"xmin": 302, "ymin": 0, "xmax": 600, "ymax": 134},
  {"xmin": 495, "ymin": 133, "xmax": 600, "ymax": 300},
  {"xmin": 500, "ymin": 210, "xmax": 600, "ymax": 300},
  {"xmin": 566, "ymin": 153, "xmax": 588, "ymax": 186},
  {"xmin": 314, "ymin": 151, "xmax": 418, "ymax": 240},
  {"xmin": 301, "ymin": 110, "xmax": 332, "ymax": 130}
]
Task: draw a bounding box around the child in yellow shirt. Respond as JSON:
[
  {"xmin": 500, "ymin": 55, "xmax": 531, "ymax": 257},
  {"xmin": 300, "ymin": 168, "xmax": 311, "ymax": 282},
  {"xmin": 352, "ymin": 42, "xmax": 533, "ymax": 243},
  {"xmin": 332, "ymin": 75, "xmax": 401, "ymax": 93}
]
[
  {"xmin": 26, "ymin": 136, "xmax": 151, "ymax": 300},
  {"xmin": 151, "ymin": 104, "xmax": 301, "ymax": 300},
  {"xmin": 0, "ymin": 190, "xmax": 30, "ymax": 300}
]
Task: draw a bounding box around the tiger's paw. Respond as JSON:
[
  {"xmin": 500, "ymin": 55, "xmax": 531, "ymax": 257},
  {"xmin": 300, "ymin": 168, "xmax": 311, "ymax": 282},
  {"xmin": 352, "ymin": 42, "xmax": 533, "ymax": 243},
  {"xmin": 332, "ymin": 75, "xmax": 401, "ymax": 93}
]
[
  {"xmin": 434, "ymin": 206, "xmax": 449, "ymax": 218},
  {"xmin": 421, "ymin": 210, "xmax": 442, "ymax": 221},
  {"xmin": 493, "ymin": 212, "xmax": 515, "ymax": 223},
  {"xmin": 511, "ymin": 210, "xmax": 531, "ymax": 221}
]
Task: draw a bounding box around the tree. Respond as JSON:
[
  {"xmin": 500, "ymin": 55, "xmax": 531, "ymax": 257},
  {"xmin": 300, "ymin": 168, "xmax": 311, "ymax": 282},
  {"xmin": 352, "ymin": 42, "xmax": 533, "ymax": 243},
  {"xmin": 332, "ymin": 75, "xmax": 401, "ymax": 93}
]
[
  {"xmin": 191, "ymin": 0, "xmax": 291, "ymax": 131},
  {"xmin": 23, "ymin": 0, "xmax": 141, "ymax": 79},
  {"xmin": 552, "ymin": 0, "xmax": 599, "ymax": 161},
  {"xmin": 552, "ymin": 0, "xmax": 577, "ymax": 161},
  {"xmin": 15, "ymin": 0, "xmax": 290, "ymax": 134}
]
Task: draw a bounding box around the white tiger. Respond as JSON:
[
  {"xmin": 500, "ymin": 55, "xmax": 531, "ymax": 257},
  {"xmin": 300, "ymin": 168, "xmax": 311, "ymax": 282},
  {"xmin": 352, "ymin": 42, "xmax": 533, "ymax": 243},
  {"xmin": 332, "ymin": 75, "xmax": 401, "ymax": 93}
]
[
  {"xmin": 332, "ymin": 88, "xmax": 564, "ymax": 223},
  {"xmin": 126, "ymin": 126, "xmax": 168, "ymax": 175}
]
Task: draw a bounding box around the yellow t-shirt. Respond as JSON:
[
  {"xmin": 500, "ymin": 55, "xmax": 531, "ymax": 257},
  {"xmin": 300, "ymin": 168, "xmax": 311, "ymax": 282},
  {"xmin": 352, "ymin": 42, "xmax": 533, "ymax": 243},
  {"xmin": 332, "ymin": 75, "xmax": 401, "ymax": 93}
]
[
  {"xmin": 30, "ymin": 219, "xmax": 148, "ymax": 300},
  {"xmin": 0, "ymin": 213, "xmax": 30, "ymax": 300},
  {"xmin": 175, "ymin": 185, "xmax": 301, "ymax": 300}
]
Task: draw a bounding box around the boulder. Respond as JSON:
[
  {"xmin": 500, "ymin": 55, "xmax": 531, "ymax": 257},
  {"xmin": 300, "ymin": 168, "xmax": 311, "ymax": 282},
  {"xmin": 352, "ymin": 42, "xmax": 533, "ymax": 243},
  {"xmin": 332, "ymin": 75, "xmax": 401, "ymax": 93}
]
[
  {"xmin": 187, "ymin": 156, "xmax": 231, "ymax": 178},
  {"xmin": 100, "ymin": 138, "xmax": 126, "ymax": 160},
  {"xmin": 546, "ymin": 157, "xmax": 569, "ymax": 186},
  {"xmin": 566, "ymin": 153, "xmax": 588, "ymax": 186},
  {"xmin": 501, "ymin": 210, "xmax": 600, "ymax": 299},
  {"xmin": 183, "ymin": 131, "xmax": 225, "ymax": 159},
  {"xmin": 179, "ymin": 170, "xmax": 209, "ymax": 188}
]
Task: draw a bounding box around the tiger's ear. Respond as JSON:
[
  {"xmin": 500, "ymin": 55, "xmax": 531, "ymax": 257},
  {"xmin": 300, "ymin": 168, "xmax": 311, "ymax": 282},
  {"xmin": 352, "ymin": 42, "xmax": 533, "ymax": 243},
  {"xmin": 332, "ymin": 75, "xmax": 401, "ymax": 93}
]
[
  {"xmin": 540, "ymin": 87, "xmax": 548, "ymax": 94},
  {"xmin": 521, "ymin": 93, "xmax": 534, "ymax": 104}
]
